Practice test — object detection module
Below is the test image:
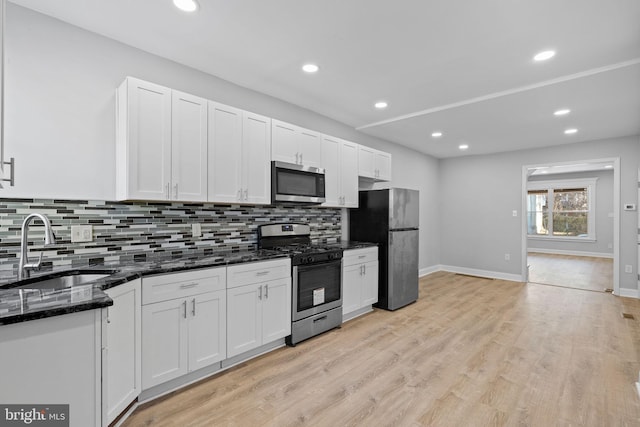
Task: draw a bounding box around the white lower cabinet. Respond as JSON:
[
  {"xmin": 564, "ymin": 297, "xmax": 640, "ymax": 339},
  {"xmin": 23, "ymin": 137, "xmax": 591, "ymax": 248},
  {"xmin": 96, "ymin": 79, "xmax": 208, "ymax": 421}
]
[
  {"xmin": 226, "ymin": 259, "xmax": 291, "ymax": 358},
  {"xmin": 141, "ymin": 267, "xmax": 227, "ymax": 390},
  {"xmin": 342, "ymin": 247, "xmax": 379, "ymax": 321},
  {"xmin": 103, "ymin": 279, "xmax": 142, "ymax": 425}
]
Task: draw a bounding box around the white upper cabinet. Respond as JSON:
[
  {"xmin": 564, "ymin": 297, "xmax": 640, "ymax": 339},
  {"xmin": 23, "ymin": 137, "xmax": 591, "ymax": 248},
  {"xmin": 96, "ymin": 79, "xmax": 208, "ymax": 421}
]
[
  {"xmin": 208, "ymin": 102, "xmax": 243, "ymax": 203},
  {"xmin": 321, "ymin": 135, "xmax": 358, "ymax": 208},
  {"xmin": 171, "ymin": 91, "xmax": 208, "ymax": 201},
  {"xmin": 357, "ymin": 145, "xmax": 392, "ymax": 181},
  {"xmin": 272, "ymin": 120, "xmax": 322, "ymax": 168},
  {"xmin": 116, "ymin": 77, "xmax": 171, "ymax": 201},
  {"xmin": 241, "ymin": 112, "xmax": 271, "ymax": 204},
  {"xmin": 116, "ymin": 77, "xmax": 207, "ymax": 201},
  {"xmin": 208, "ymin": 102, "xmax": 271, "ymax": 204}
]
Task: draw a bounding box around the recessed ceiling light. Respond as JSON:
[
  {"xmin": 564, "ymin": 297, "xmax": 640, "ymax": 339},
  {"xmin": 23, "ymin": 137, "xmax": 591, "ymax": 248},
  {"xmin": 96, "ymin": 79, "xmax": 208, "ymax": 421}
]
[
  {"xmin": 173, "ymin": 0, "xmax": 198, "ymax": 12},
  {"xmin": 534, "ymin": 50, "xmax": 556, "ymax": 61},
  {"xmin": 458, "ymin": 144, "xmax": 469, "ymax": 151},
  {"xmin": 431, "ymin": 132, "xmax": 443, "ymax": 138},
  {"xmin": 374, "ymin": 101, "xmax": 388, "ymax": 109},
  {"xmin": 302, "ymin": 64, "xmax": 319, "ymax": 73},
  {"xmin": 564, "ymin": 128, "xmax": 578, "ymax": 135},
  {"xmin": 554, "ymin": 109, "xmax": 571, "ymax": 116}
]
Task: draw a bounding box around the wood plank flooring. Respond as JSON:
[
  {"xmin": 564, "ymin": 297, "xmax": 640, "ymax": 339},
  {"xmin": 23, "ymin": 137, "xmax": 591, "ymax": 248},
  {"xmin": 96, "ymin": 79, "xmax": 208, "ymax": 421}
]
[
  {"xmin": 122, "ymin": 272, "xmax": 640, "ymax": 426},
  {"xmin": 527, "ymin": 252, "xmax": 613, "ymax": 292}
]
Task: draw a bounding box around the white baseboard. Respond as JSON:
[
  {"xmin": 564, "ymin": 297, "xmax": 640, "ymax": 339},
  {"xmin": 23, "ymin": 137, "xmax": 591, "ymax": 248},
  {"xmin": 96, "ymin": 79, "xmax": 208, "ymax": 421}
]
[
  {"xmin": 618, "ymin": 287, "xmax": 639, "ymax": 299},
  {"xmin": 527, "ymin": 248, "xmax": 613, "ymax": 259},
  {"xmin": 419, "ymin": 265, "xmax": 441, "ymax": 277},
  {"xmin": 438, "ymin": 265, "xmax": 523, "ymax": 282}
]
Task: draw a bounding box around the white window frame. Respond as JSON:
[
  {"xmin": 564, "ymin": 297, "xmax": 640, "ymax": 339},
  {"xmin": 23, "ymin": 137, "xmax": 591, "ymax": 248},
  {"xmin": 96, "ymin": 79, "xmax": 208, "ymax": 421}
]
[{"xmin": 527, "ymin": 178, "xmax": 597, "ymax": 242}]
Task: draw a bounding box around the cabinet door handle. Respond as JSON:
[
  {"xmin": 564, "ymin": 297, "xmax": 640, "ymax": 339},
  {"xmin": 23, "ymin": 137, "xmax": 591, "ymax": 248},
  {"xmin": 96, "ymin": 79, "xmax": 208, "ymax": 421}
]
[
  {"xmin": 363, "ymin": 265, "xmax": 366, "ymax": 275},
  {"xmin": 295, "ymin": 152, "xmax": 299, "ymax": 164},
  {"xmin": 256, "ymin": 271, "xmax": 269, "ymax": 276},
  {"xmin": 174, "ymin": 183, "xmax": 179, "ymax": 199},
  {"xmin": 166, "ymin": 183, "xmax": 170, "ymax": 200},
  {"xmin": 300, "ymin": 153, "xmax": 303, "ymax": 164},
  {"xmin": 182, "ymin": 300, "xmax": 187, "ymax": 318},
  {"xmin": 192, "ymin": 298, "xmax": 196, "ymax": 316},
  {"xmin": 258, "ymin": 285, "xmax": 262, "ymax": 300},
  {"xmin": 265, "ymin": 284, "xmax": 269, "ymax": 299},
  {"xmin": 180, "ymin": 282, "xmax": 199, "ymax": 289},
  {"xmin": 358, "ymin": 255, "xmax": 366, "ymax": 259},
  {"xmin": 244, "ymin": 189, "xmax": 248, "ymax": 201}
]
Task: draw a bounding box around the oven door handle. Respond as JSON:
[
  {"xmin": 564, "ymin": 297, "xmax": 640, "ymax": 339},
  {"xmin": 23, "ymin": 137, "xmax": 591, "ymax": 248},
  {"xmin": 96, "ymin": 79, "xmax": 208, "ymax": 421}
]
[{"xmin": 313, "ymin": 315, "xmax": 328, "ymax": 322}]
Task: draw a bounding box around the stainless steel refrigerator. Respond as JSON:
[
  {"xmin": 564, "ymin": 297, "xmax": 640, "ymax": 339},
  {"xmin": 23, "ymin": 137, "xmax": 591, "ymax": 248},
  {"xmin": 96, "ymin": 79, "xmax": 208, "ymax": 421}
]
[{"xmin": 349, "ymin": 188, "xmax": 419, "ymax": 310}]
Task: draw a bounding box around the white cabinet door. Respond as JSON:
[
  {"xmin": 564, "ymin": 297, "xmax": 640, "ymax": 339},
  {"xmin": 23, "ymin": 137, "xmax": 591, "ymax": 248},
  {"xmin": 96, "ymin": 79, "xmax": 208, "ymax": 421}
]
[
  {"xmin": 104, "ymin": 279, "xmax": 141, "ymax": 425},
  {"xmin": 208, "ymin": 102, "xmax": 243, "ymax": 203},
  {"xmin": 298, "ymin": 128, "xmax": 322, "ymax": 168},
  {"xmin": 188, "ymin": 290, "xmax": 227, "ymax": 371},
  {"xmin": 340, "ymin": 140, "xmax": 359, "ymax": 208},
  {"xmin": 242, "ymin": 112, "xmax": 271, "ymax": 204},
  {"xmin": 357, "ymin": 145, "xmax": 376, "ymax": 179},
  {"xmin": 272, "ymin": 120, "xmax": 322, "ymax": 167},
  {"xmin": 141, "ymin": 298, "xmax": 188, "ymax": 389},
  {"xmin": 361, "ymin": 261, "xmax": 379, "ymax": 306},
  {"xmin": 227, "ymin": 283, "xmax": 262, "ymax": 358},
  {"xmin": 375, "ymin": 151, "xmax": 392, "ymax": 181},
  {"xmin": 171, "ymin": 91, "xmax": 208, "ymax": 201},
  {"xmin": 321, "ymin": 135, "xmax": 341, "ymax": 207},
  {"xmin": 272, "ymin": 120, "xmax": 298, "ymax": 164},
  {"xmin": 342, "ymin": 264, "xmax": 362, "ymax": 315},
  {"xmin": 261, "ymin": 278, "xmax": 292, "ymax": 343},
  {"xmin": 117, "ymin": 77, "xmax": 172, "ymax": 200}
]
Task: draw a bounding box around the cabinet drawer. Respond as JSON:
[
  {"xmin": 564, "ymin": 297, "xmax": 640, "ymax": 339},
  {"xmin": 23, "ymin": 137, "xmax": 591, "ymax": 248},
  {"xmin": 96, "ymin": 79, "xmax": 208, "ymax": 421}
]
[
  {"xmin": 227, "ymin": 258, "xmax": 291, "ymax": 289},
  {"xmin": 343, "ymin": 247, "xmax": 378, "ymax": 267},
  {"xmin": 142, "ymin": 267, "xmax": 227, "ymax": 305}
]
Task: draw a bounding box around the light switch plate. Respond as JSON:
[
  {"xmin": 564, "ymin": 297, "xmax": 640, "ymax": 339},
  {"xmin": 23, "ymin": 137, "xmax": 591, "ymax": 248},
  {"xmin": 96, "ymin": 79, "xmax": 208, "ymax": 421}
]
[{"xmin": 71, "ymin": 225, "xmax": 93, "ymax": 243}]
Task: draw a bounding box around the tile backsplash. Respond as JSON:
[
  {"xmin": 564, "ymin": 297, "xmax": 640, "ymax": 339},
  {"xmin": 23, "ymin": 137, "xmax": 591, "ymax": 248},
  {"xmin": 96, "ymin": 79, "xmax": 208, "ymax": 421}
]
[{"xmin": 0, "ymin": 199, "xmax": 342, "ymax": 274}]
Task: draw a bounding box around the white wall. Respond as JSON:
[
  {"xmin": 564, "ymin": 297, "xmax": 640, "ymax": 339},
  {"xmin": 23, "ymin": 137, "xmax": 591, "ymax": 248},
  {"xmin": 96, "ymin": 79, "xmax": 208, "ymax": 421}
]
[
  {"xmin": 2, "ymin": 4, "xmax": 440, "ymax": 271},
  {"xmin": 528, "ymin": 170, "xmax": 614, "ymax": 257},
  {"xmin": 439, "ymin": 135, "xmax": 640, "ymax": 291}
]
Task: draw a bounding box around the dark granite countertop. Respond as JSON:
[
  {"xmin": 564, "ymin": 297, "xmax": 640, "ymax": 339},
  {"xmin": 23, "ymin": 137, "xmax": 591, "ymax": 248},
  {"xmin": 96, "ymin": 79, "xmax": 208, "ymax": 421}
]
[
  {"xmin": 330, "ymin": 241, "xmax": 378, "ymax": 250},
  {"xmin": 0, "ymin": 242, "xmax": 374, "ymax": 325},
  {"xmin": 0, "ymin": 248, "xmax": 289, "ymax": 325}
]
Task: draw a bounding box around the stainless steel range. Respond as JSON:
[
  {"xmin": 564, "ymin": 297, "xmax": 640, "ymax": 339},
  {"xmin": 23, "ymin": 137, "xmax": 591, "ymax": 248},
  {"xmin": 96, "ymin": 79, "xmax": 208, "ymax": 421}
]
[{"xmin": 258, "ymin": 223, "xmax": 343, "ymax": 346}]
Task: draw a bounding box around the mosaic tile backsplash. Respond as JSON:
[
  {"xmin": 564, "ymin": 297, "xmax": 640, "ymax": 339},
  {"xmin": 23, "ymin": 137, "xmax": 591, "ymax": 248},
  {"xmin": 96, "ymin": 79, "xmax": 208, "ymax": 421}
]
[{"xmin": 0, "ymin": 199, "xmax": 342, "ymax": 274}]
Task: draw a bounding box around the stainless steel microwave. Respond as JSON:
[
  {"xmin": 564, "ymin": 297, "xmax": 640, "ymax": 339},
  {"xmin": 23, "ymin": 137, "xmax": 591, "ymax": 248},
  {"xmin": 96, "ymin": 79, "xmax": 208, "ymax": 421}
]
[{"xmin": 271, "ymin": 161, "xmax": 326, "ymax": 204}]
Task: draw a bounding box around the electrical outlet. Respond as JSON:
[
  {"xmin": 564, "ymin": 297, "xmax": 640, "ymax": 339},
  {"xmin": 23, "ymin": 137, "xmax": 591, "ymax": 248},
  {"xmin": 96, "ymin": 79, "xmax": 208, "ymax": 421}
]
[
  {"xmin": 625, "ymin": 265, "xmax": 633, "ymax": 274},
  {"xmin": 192, "ymin": 223, "xmax": 202, "ymax": 238},
  {"xmin": 512, "ymin": 210, "xmax": 518, "ymax": 217},
  {"xmin": 504, "ymin": 253, "xmax": 510, "ymax": 261},
  {"xmin": 71, "ymin": 225, "xmax": 93, "ymax": 243}
]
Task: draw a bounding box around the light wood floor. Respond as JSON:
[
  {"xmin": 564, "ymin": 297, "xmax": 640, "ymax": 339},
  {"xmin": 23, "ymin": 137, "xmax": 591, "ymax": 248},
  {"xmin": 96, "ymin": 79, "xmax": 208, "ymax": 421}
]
[
  {"xmin": 527, "ymin": 252, "xmax": 613, "ymax": 292},
  {"xmin": 122, "ymin": 272, "xmax": 640, "ymax": 427}
]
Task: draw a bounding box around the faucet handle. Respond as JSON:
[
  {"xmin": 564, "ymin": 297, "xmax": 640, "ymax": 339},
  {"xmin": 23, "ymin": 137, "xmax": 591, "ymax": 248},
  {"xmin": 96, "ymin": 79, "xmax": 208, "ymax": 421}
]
[{"xmin": 24, "ymin": 252, "xmax": 44, "ymax": 271}]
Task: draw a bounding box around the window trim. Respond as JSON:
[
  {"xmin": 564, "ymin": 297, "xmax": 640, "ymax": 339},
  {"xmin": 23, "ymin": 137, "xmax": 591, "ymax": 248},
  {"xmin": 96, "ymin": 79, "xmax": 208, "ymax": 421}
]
[{"xmin": 527, "ymin": 178, "xmax": 597, "ymax": 241}]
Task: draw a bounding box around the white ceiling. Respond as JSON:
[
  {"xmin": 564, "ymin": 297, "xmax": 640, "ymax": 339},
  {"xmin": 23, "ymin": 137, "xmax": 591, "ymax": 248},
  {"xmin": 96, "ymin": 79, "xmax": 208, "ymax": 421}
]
[{"xmin": 9, "ymin": 0, "xmax": 640, "ymax": 158}]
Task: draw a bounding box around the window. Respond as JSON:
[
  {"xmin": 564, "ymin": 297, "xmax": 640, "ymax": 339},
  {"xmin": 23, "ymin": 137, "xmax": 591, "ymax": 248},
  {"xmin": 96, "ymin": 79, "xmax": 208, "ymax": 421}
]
[{"xmin": 527, "ymin": 178, "xmax": 597, "ymax": 240}]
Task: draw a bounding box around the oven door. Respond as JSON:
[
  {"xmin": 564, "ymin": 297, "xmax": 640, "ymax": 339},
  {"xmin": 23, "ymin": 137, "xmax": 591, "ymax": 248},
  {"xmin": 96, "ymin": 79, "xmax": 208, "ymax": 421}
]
[{"xmin": 292, "ymin": 260, "xmax": 342, "ymax": 321}]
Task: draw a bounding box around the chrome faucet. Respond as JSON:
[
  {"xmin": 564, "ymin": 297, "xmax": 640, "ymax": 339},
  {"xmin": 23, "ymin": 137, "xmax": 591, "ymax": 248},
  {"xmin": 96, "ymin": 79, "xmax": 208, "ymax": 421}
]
[{"xmin": 18, "ymin": 213, "xmax": 56, "ymax": 280}]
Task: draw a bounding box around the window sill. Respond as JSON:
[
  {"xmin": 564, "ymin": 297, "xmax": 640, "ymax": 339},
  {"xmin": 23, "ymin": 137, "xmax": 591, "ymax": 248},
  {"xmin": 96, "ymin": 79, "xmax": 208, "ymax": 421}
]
[{"xmin": 527, "ymin": 235, "xmax": 596, "ymax": 243}]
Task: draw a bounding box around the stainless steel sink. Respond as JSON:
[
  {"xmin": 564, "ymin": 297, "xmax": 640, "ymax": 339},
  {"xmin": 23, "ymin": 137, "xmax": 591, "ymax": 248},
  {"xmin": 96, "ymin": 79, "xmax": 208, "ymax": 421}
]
[{"xmin": 12, "ymin": 273, "xmax": 111, "ymax": 290}]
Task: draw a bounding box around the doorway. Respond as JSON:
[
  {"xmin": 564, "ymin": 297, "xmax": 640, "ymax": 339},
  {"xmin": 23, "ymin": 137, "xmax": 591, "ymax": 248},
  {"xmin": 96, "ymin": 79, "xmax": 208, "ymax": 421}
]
[{"xmin": 521, "ymin": 158, "xmax": 620, "ymax": 294}]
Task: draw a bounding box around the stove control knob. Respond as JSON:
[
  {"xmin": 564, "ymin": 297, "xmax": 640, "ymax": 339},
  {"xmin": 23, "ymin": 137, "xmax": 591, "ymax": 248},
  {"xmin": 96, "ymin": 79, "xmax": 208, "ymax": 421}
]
[{"xmin": 306, "ymin": 256, "xmax": 314, "ymax": 264}]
